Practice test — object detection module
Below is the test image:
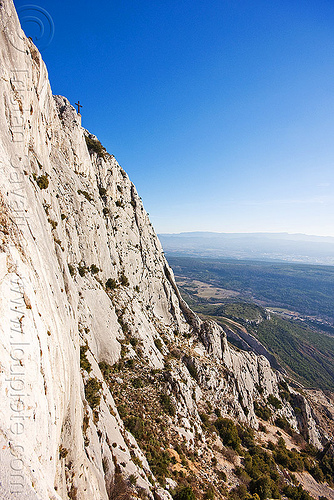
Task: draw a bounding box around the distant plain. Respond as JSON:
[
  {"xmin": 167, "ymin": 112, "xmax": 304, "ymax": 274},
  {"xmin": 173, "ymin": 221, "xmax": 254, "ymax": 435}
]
[{"xmin": 165, "ymin": 254, "xmax": 334, "ymax": 391}]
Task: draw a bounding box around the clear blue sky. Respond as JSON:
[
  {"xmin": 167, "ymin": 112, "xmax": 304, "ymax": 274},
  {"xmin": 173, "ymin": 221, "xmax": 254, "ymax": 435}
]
[{"xmin": 14, "ymin": 0, "xmax": 334, "ymax": 236}]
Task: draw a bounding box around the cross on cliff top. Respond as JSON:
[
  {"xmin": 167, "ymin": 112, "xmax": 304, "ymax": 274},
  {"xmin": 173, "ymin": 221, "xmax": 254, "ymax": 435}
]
[{"xmin": 75, "ymin": 101, "xmax": 83, "ymax": 114}]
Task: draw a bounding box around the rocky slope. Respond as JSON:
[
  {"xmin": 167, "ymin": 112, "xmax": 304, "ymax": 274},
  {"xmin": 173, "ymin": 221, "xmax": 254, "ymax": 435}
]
[{"xmin": 0, "ymin": 1, "xmax": 332, "ymax": 499}]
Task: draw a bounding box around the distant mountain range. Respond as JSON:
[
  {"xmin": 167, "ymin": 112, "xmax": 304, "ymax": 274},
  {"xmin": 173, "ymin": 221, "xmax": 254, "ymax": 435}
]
[{"xmin": 158, "ymin": 232, "xmax": 334, "ymax": 265}]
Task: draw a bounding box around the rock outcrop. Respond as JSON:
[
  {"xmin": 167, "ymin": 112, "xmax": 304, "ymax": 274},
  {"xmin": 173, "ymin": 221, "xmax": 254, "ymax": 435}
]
[{"xmin": 0, "ymin": 1, "xmax": 326, "ymax": 499}]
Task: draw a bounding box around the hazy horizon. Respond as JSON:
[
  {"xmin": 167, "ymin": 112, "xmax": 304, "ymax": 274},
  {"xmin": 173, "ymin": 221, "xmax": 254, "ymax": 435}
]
[
  {"xmin": 160, "ymin": 231, "xmax": 334, "ymax": 240},
  {"xmin": 159, "ymin": 231, "xmax": 334, "ymax": 266}
]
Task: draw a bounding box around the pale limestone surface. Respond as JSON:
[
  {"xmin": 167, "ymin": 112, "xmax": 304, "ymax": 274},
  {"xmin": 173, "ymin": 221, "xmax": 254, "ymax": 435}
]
[{"xmin": 0, "ymin": 1, "xmax": 323, "ymax": 498}]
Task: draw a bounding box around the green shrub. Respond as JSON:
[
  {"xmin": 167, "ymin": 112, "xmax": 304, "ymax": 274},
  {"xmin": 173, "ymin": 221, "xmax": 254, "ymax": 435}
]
[
  {"xmin": 258, "ymin": 423, "xmax": 267, "ymax": 433},
  {"xmin": 99, "ymin": 361, "xmax": 112, "ymax": 381},
  {"xmin": 229, "ymin": 484, "xmax": 249, "ymax": 500},
  {"xmin": 253, "ymin": 401, "xmax": 272, "ymax": 421},
  {"xmin": 126, "ymin": 359, "xmax": 135, "ymax": 369},
  {"xmin": 115, "ymin": 200, "xmax": 123, "ymax": 207},
  {"xmin": 244, "ymin": 445, "xmax": 279, "ymax": 483},
  {"xmin": 310, "ymin": 465, "xmax": 324, "ymax": 483},
  {"xmin": 249, "ymin": 475, "xmax": 280, "ymax": 500},
  {"xmin": 204, "ymin": 485, "xmax": 215, "ymax": 500},
  {"xmin": 68, "ymin": 264, "xmax": 75, "ymax": 276},
  {"xmin": 267, "ymin": 394, "xmax": 282, "ymax": 409},
  {"xmin": 215, "ymin": 418, "xmax": 241, "ymax": 451},
  {"xmin": 77, "ymin": 189, "xmax": 93, "ymax": 202},
  {"xmin": 119, "ymin": 319, "xmax": 129, "ymax": 334},
  {"xmin": 120, "ymin": 273, "xmax": 129, "ymax": 286},
  {"xmin": 275, "ymin": 416, "xmax": 293, "ymax": 435},
  {"xmin": 278, "ymin": 380, "xmax": 289, "ymax": 391},
  {"xmin": 274, "ymin": 444, "xmax": 304, "ymax": 472},
  {"xmin": 170, "ymin": 348, "xmax": 181, "ymax": 359},
  {"xmin": 237, "ymin": 424, "xmax": 255, "ymax": 448},
  {"xmin": 283, "ymin": 484, "xmax": 314, "ymax": 500},
  {"xmin": 217, "ymin": 469, "xmax": 227, "ymax": 482},
  {"xmin": 280, "ymin": 390, "xmax": 291, "ymax": 402},
  {"xmin": 160, "ymin": 394, "xmax": 176, "ymax": 417},
  {"xmin": 59, "ymin": 445, "xmax": 68, "ymax": 459},
  {"xmin": 48, "ymin": 218, "xmax": 58, "ymax": 230},
  {"xmin": 146, "ymin": 446, "xmax": 171, "ymax": 483},
  {"xmin": 90, "ymin": 264, "xmax": 100, "ymax": 274},
  {"xmin": 173, "ymin": 486, "xmax": 196, "ymax": 500},
  {"xmin": 84, "ymin": 378, "xmax": 102, "ymax": 409},
  {"xmin": 154, "ymin": 338, "xmax": 163, "ymax": 353},
  {"xmin": 184, "ymin": 357, "xmax": 198, "ymax": 381},
  {"xmin": 320, "ymin": 449, "xmax": 334, "ymax": 486},
  {"xmin": 78, "ymin": 264, "xmax": 86, "ymax": 277},
  {"xmin": 85, "ymin": 135, "xmax": 106, "ymax": 158},
  {"xmin": 106, "ymin": 278, "xmax": 117, "ymax": 290},
  {"xmin": 36, "ymin": 174, "xmax": 49, "ymax": 189},
  {"xmin": 129, "ymin": 474, "xmax": 137, "ymax": 485},
  {"xmin": 234, "ymin": 465, "xmax": 251, "ymax": 483},
  {"xmin": 199, "ymin": 412, "xmax": 210, "ymax": 426},
  {"xmin": 125, "ymin": 416, "xmax": 145, "ymax": 440},
  {"xmin": 255, "ymin": 383, "xmax": 264, "ymax": 395},
  {"xmin": 120, "ymin": 344, "xmax": 127, "ymax": 358},
  {"xmin": 99, "ymin": 187, "xmax": 107, "ymax": 197},
  {"xmin": 80, "ymin": 345, "xmax": 92, "ymax": 373},
  {"xmin": 103, "ymin": 207, "xmax": 110, "ymax": 216},
  {"xmin": 118, "ymin": 405, "xmax": 128, "ymax": 419},
  {"xmin": 108, "ymin": 472, "xmax": 132, "ymax": 498},
  {"xmin": 132, "ymin": 377, "xmax": 144, "ymax": 389},
  {"xmin": 132, "ymin": 455, "xmax": 143, "ymax": 468}
]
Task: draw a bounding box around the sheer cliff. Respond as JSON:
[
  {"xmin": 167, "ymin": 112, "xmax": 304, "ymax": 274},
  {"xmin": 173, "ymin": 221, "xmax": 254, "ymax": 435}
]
[{"xmin": 0, "ymin": 2, "xmax": 331, "ymax": 500}]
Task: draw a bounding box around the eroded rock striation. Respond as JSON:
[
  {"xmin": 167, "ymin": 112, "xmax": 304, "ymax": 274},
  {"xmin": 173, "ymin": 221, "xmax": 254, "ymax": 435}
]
[{"xmin": 0, "ymin": 1, "xmax": 328, "ymax": 499}]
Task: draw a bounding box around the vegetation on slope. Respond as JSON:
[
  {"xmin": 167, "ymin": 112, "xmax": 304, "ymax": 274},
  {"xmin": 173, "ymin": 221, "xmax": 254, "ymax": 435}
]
[
  {"xmin": 95, "ymin": 317, "xmax": 334, "ymax": 500},
  {"xmin": 253, "ymin": 317, "xmax": 334, "ymax": 390}
]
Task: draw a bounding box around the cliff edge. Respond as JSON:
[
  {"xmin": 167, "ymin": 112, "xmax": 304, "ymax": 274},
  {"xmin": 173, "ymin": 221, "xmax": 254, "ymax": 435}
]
[{"xmin": 0, "ymin": 1, "xmax": 330, "ymax": 499}]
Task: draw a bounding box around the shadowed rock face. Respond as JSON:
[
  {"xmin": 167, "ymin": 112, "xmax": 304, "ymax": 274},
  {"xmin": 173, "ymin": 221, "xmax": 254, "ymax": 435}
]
[{"xmin": 0, "ymin": 1, "xmax": 324, "ymax": 498}]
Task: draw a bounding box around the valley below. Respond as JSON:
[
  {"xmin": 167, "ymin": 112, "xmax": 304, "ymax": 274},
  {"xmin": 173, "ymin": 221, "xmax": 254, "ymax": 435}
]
[{"xmin": 167, "ymin": 256, "xmax": 334, "ymax": 391}]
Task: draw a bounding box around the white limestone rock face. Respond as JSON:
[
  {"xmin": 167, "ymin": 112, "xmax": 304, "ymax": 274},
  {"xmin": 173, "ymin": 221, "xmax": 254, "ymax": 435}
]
[{"xmin": 0, "ymin": 1, "xmax": 325, "ymax": 498}]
